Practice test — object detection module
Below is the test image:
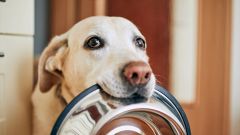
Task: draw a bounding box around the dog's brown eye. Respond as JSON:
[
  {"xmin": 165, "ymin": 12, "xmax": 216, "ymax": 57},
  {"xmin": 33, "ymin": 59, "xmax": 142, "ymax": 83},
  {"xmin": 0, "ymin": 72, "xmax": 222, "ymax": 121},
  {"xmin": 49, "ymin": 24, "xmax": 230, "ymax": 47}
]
[
  {"xmin": 85, "ymin": 36, "xmax": 104, "ymax": 49},
  {"xmin": 135, "ymin": 37, "xmax": 146, "ymax": 50}
]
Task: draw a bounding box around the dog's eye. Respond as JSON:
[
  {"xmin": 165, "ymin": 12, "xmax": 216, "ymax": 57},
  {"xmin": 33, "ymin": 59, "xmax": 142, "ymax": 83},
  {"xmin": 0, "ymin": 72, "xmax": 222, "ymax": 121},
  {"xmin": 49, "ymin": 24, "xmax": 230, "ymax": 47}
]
[
  {"xmin": 85, "ymin": 36, "xmax": 104, "ymax": 49},
  {"xmin": 135, "ymin": 37, "xmax": 146, "ymax": 50}
]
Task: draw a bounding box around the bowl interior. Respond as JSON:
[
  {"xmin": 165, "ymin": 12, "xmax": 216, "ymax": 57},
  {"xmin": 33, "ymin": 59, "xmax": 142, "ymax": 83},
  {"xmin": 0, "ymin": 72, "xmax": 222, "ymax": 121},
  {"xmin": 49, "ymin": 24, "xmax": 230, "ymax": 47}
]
[{"xmin": 97, "ymin": 111, "xmax": 176, "ymax": 135}]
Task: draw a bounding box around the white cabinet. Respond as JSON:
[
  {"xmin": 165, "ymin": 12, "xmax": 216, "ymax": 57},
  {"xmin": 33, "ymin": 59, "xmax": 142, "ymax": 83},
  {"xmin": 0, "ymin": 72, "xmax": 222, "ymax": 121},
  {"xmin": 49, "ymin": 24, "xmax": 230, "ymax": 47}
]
[
  {"xmin": 0, "ymin": 0, "xmax": 34, "ymax": 134},
  {"xmin": 0, "ymin": 0, "xmax": 34, "ymax": 35},
  {"xmin": 0, "ymin": 35, "xmax": 33, "ymax": 135}
]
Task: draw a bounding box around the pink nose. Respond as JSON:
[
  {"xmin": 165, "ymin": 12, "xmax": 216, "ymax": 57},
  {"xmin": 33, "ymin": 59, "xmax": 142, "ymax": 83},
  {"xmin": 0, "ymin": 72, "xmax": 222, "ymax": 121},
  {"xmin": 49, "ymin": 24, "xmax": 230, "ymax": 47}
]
[{"xmin": 123, "ymin": 61, "xmax": 152, "ymax": 86}]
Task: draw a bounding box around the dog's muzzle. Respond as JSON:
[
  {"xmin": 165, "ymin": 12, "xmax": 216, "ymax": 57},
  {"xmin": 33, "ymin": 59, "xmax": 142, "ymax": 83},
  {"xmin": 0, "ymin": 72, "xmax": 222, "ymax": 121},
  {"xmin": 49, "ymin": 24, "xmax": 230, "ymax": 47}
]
[{"xmin": 51, "ymin": 84, "xmax": 191, "ymax": 135}]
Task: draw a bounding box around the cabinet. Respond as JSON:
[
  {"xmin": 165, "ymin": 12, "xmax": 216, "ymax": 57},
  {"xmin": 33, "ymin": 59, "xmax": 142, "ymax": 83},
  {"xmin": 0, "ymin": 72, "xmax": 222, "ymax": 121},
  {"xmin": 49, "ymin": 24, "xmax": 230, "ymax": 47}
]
[
  {"xmin": 0, "ymin": 36, "xmax": 33, "ymax": 135},
  {"xmin": 0, "ymin": 0, "xmax": 34, "ymax": 35},
  {"xmin": 0, "ymin": 0, "xmax": 34, "ymax": 135}
]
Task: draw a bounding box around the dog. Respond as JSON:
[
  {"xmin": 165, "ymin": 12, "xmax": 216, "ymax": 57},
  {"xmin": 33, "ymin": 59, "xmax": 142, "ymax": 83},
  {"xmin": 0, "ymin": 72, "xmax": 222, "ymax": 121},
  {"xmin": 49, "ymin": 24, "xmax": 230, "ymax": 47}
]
[{"xmin": 32, "ymin": 16, "xmax": 156, "ymax": 135}]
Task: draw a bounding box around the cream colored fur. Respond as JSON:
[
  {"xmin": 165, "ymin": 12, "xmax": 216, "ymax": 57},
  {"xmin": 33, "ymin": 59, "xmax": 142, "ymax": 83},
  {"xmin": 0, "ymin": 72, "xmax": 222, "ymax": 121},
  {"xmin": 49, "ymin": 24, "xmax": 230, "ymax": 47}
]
[{"xmin": 32, "ymin": 16, "xmax": 156, "ymax": 135}]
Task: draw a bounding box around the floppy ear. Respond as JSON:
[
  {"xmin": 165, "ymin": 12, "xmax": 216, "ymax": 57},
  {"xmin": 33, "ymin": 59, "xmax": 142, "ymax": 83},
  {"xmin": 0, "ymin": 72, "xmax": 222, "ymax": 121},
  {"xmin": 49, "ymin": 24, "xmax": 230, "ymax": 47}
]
[{"xmin": 38, "ymin": 33, "xmax": 69, "ymax": 92}]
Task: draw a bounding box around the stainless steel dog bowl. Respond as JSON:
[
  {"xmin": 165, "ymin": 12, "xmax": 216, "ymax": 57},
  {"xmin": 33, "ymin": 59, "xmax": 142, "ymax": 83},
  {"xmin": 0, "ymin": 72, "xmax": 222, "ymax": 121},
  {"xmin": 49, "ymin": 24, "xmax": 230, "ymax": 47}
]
[{"xmin": 51, "ymin": 84, "xmax": 191, "ymax": 135}]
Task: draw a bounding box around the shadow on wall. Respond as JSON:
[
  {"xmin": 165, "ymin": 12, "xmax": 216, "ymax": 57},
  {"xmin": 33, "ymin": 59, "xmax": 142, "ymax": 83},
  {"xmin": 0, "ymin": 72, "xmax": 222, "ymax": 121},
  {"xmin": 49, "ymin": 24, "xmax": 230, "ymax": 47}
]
[{"xmin": 34, "ymin": 0, "xmax": 49, "ymax": 56}]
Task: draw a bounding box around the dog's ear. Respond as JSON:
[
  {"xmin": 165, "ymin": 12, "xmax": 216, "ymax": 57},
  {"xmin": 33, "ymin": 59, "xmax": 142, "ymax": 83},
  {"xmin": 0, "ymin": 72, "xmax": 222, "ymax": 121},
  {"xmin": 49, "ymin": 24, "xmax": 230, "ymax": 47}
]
[{"xmin": 38, "ymin": 33, "xmax": 69, "ymax": 92}]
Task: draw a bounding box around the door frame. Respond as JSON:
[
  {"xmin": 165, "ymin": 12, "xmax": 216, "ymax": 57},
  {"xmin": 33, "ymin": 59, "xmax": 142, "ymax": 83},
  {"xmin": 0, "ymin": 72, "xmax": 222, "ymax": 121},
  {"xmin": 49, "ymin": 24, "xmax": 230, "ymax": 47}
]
[{"xmin": 50, "ymin": 0, "xmax": 106, "ymax": 37}]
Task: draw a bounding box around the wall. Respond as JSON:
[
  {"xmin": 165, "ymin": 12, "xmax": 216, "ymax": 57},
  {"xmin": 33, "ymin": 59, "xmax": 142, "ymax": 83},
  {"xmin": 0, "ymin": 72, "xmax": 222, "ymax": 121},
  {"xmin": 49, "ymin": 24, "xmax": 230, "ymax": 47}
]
[
  {"xmin": 34, "ymin": 0, "xmax": 49, "ymax": 56},
  {"xmin": 230, "ymin": 0, "xmax": 240, "ymax": 134},
  {"xmin": 170, "ymin": 0, "xmax": 198, "ymax": 103}
]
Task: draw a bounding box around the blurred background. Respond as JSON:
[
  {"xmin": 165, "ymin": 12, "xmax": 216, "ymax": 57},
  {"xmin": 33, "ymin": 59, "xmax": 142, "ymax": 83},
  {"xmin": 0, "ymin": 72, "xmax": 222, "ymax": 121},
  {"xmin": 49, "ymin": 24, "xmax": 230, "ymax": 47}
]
[{"xmin": 0, "ymin": 0, "xmax": 239, "ymax": 135}]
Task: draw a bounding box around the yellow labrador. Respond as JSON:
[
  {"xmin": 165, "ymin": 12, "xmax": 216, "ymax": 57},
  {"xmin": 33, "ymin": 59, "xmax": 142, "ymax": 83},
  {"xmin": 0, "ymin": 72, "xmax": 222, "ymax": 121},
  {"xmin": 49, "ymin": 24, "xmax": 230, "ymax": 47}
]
[{"xmin": 32, "ymin": 16, "xmax": 156, "ymax": 135}]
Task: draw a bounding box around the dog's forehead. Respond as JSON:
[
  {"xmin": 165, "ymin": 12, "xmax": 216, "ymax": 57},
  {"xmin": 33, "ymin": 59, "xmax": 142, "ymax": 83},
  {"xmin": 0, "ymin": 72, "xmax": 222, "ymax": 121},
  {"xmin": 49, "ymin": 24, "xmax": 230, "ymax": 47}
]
[{"xmin": 69, "ymin": 16, "xmax": 142, "ymax": 40}]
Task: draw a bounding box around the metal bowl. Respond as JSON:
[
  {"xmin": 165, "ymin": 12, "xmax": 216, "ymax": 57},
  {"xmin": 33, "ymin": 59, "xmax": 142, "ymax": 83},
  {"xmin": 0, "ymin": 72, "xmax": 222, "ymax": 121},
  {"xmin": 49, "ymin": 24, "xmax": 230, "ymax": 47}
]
[{"xmin": 51, "ymin": 84, "xmax": 191, "ymax": 135}]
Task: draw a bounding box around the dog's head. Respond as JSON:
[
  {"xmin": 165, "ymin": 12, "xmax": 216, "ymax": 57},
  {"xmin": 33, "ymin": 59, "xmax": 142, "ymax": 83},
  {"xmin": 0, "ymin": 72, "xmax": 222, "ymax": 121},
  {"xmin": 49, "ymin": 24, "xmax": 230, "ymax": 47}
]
[{"xmin": 38, "ymin": 16, "xmax": 156, "ymax": 98}]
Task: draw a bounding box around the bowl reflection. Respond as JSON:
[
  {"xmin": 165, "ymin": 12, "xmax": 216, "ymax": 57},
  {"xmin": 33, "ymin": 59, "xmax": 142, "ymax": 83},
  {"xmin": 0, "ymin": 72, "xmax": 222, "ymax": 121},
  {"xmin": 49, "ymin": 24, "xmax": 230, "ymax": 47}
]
[{"xmin": 51, "ymin": 84, "xmax": 190, "ymax": 135}]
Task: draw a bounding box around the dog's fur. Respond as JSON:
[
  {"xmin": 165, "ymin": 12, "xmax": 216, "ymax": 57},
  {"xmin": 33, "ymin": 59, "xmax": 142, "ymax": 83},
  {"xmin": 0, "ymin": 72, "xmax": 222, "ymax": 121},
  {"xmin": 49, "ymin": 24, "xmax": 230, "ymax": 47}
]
[{"xmin": 32, "ymin": 16, "xmax": 156, "ymax": 135}]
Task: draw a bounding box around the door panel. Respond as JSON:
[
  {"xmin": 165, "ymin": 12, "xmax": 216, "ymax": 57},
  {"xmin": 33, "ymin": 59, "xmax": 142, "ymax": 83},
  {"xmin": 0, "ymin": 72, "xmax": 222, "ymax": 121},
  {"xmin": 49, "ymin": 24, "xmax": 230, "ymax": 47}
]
[
  {"xmin": 183, "ymin": 0, "xmax": 231, "ymax": 134},
  {"xmin": 107, "ymin": 0, "xmax": 170, "ymax": 89}
]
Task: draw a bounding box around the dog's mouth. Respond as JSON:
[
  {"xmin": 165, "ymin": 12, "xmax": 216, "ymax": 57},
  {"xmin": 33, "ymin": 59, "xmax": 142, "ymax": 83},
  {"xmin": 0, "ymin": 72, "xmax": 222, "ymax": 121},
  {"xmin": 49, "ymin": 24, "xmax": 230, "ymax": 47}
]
[
  {"xmin": 98, "ymin": 79, "xmax": 154, "ymax": 99},
  {"xmin": 97, "ymin": 67, "xmax": 156, "ymax": 99},
  {"xmin": 99, "ymin": 87, "xmax": 149, "ymax": 106}
]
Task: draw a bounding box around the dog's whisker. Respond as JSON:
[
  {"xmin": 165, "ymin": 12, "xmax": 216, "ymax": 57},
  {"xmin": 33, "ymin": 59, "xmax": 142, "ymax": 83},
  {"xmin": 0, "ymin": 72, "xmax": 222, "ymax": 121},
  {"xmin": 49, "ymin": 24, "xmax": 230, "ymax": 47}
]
[
  {"xmin": 153, "ymin": 74, "xmax": 166, "ymax": 78},
  {"xmin": 153, "ymin": 73, "xmax": 167, "ymax": 81},
  {"xmin": 156, "ymin": 79, "xmax": 162, "ymax": 84}
]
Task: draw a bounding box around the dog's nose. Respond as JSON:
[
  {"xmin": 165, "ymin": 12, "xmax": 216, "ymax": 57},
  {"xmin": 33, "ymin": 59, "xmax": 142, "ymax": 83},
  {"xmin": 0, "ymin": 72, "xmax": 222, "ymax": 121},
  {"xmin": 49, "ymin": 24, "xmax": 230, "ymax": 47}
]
[{"xmin": 123, "ymin": 61, "xmax": 152, "ymax": 86}]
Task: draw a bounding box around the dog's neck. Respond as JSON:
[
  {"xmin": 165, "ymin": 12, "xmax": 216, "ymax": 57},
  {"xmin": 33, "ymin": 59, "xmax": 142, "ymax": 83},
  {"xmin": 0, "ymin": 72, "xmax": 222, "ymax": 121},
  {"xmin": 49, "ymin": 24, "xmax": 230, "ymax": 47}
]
[
  {"xmin": 56, "ymin": 84, "xmax": 75, "ymax": 105},
  {"xmin": 56, "ymin": 82, "xmax": 96, "ymax": 105}
]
